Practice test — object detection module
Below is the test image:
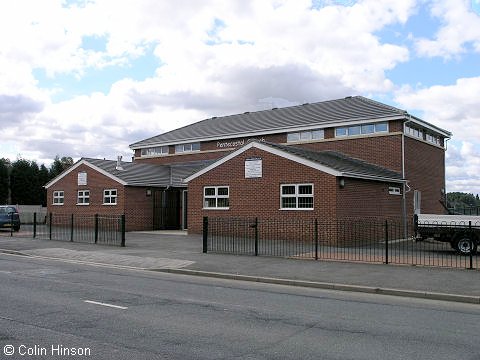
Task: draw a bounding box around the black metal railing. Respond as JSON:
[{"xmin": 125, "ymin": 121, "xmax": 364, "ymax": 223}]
[
  {"xmin": 0, "ymin": 212, "xmax": 126, "ymax": 247},
  {"xmin": 203, "ymin": 217, "xmax": 479, "ymax": 270},
  {"xmin": 448, "ymin": 206, "xmax": 480, "ymax": 216}
]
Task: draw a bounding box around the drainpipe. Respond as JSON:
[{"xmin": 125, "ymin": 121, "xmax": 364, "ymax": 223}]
[
  {"xmin": 443, "ymin": 138, "xmax": 450, "ymax": 212},
  {"xmin": 402, "ymin": 115, "xmax": 414, "ymax": 237}
]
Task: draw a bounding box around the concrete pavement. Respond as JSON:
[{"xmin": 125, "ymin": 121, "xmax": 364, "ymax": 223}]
[{"xmin": 0, "ymin": 231, "xmax": 479, "ymax": 304}]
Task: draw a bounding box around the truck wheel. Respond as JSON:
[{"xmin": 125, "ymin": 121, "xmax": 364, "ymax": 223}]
[{"xmin": 453, "ymin": 235, "xmax": 477, "ymax": 255}]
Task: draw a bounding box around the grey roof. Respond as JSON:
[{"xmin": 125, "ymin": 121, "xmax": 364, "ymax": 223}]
[
  {"xmin": 266, "ymin": 143, "xmax": 404, "ymax": 181},
  {"xmin": 130, "ymin": 96, "xmax": 411, "ymax": 149},
  {"xmin": 85, "ymin": 158, "xmax": 213, "ymax": 187}
]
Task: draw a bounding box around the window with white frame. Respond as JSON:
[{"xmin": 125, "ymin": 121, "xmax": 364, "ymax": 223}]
[
  {"xmin": 388, "ymin": 186, "xmax": 401, "ymax": 196},
  {"xmin": 287, "ymin": 129, "xmax": 324, "ymax": 143},
  {"xmin": 141, "ymin": 146, "xmax": 169, "ymax": 157},
  {"xmin": 103, "ymin": 189, "xmax": 117, "ymax": 205},
  {"xmin": 203, "ymin": 186, "xmax": 229, "ymax": 209},
  {"xmin": 175, "ymin": 142, "xmax": 200, "ymax": 153},
  {"xmin": 335, "ymin": 122, "xmax": 388, "ymax": 137},
  {"xmin": 405, "ymin": 125, "xmax": 424, "ymax": 139},
  {"xmin": 280, "ymin": 184, "xmax": 314, "ymax": 209},
  {"xmin": 53, "ymin": 190, "xmax": 64, "ymax": 205},
  {"xmin": 77, "ymin": 190, "xmax": 90, "ymax": 205},
  {"xmin": 426, "ymin": 133, "xmax": 441, "ymax": 146}
]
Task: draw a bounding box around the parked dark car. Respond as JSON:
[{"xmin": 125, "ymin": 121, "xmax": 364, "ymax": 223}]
[{"xmin": 0, "ymin": 206, "xmax": 20, "ymax": 231}]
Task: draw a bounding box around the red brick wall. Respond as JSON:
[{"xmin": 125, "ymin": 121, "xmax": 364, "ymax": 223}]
[
  {"xmin": 136, "ymin": 150, "xmax": 230, "ymax": 165},
  {"xmin": 134, "ymin": 121, "xmax": 404, "ymax": 172},
  {"xmin": 187, "ymin": 146, "xmax": 406, "ymax": 248},
  {"xmin": 46, "ymin": 164, "xmax": 126, "ymax": 217},
  {"xmin": 46, "ymin": 164, "xmax": 156, "ymax": 231},
  {"xmin": 187, "ymin": 147, "xmax": 339, "ymax": 234},
  {"xmin": 124, "ymin": 186, "xmax": 156, "ymax": 231},
  {"xmin": 336, "ymin": 178, "xmax": 403, "ymax": 219},
  {"xmin": 296, "ymin": 134, "xmax": 403, "ymax": 172},
  {"xmin": 404, "ymin": 137, "xmax": 446, "ymax": 215},
  {"xmin": 134, "ymin": 133, "xmax": 287, "ymax": 165}
]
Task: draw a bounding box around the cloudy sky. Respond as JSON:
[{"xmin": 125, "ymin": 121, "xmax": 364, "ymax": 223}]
[{"xmin": 0, "ymin": 0, "xmax": 479, "ymax": 194}]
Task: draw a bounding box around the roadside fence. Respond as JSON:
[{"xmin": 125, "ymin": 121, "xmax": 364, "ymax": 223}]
[
  {"xmin": 448, "ymin": 206, "xmax": 480, "ymax": 216},
  {"xmin": 202, "ymin": 217, "xmax": 479, "ymax": 270},
  {"xmin": 0, "ymin": 212, "xmax": 126, "ymax": 247}
]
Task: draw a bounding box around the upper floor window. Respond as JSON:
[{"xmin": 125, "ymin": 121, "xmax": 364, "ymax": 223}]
[
  {"xmin": 77, "ymin": 190, "xmax": 90, "ymax": 205},
  {"xmin": 287, "ymin": 129, "xmax": 324, "ymax": 143},
  {"xmin": 204, "ymin": 186, "xmax": 229, "ymax": 209},
  {"xmin": 335, "ymin": 122, "xmax": 388, "ymax": 137},
  {"xmin": 426, "ymin": 133, "xmax": 441, "ymax": 146},
  {"xmin": 103, "ymin": 189, "xmax": 117, "ymax": 205},
  {"xmin": 405, "ymin": 125, "xmax": 423, "ymax": 139},
  {"xmin": 280, "ymin": 184, "xmax": 314, "ymax": 210},
  {"xmin": 53, "ymin": 191, "xmax": 64, "ymax": 205},
  {"xmin": 175, "ymin": 142, "xmax": 200, "ymax": 153},
  {"xmin": 141, "ymin": 146, "xmax": 169, "ymax": 157}
]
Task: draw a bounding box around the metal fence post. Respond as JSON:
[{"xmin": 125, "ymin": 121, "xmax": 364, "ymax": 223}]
[
  {"xmin": 203, "ymin": 217, "xmax": 208, "ymax": 253},
  {"xmin": 33, "ymin": 212, "xmax": 37, "ymax": 238},
  {"xmin": 469, "ymin": 221, "xmax": 473, "ymax": 270},
  {"xmin": 385, "ymin": 220, "xmax": 389, "ymax": 265},
  {"xmin": 10, "ymin": 211, "xmax": 13, "ymax": 237},
  {"xmin": 121, "ymin": 215, "xmax": 126, "ymax": 247},
  {"xmin": 70, "ymin": 214, "xmax": 74, "ymax": 242},
  {"xmin": 314, "ymin": 218, "xmax": 319, "ymax": 260},
  {"xmin": 254, "ymin": 217, "xmax": 258, "ymax": 256},
  {"xmin": 49, "ymin": 213, "xmax": 53, "ymax": 240},
  {"xmin": 94, "ymin": 214, "xmax": 99, "ymax": 244}
]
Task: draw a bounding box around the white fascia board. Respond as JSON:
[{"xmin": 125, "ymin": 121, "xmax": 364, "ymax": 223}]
[
  {"xmin": 82, "ymin": 162, "xmax": 128, "ymax": 186},
  {"xmin": 130, "ymin": 115, "xmax": 406, "ymax": 149},
  {"xmin": 45, "ymin": 159, "xmax": 127, "ymax": 189},
  {"xmin": 406, "ymin": 116, "xmax": 451, "ymax": 138},
  {"xmin": 184, "ymin": 141, "xmax": 342, "ymax": 182},
  {"xmin": 184, "ymin": 142, "xmax": 257, "ymax": 182},
  {"xmin": 253, "ymin": 142, "xmax": 342, "ymax": 177},
  {"xmin": 342, "ymin": 173, "xmax": 405, "ymax": 184},
  {"xmin": 44, "ymin": 159, "xmax": 86, "ymax": 189}
]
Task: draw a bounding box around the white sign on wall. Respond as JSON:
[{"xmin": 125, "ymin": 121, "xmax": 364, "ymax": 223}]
[
  {"xmin": 78, "ymin": 172, "xmax": 87, "ymax": 186},
  {"xmin": 245, "ymin": 158, "xmax": 262, "ymax": 178}
]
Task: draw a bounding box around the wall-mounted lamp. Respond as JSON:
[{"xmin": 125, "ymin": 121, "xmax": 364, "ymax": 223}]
[
  {"xmin": 146, "ymin": 189, "xmax": 152, "ymax": 197},
  {"xmin": 339, "ymin": 177, "xmax": 345, "ymax": 189}
]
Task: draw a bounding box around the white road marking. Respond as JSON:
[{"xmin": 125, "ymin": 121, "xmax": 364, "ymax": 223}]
[{"xmin": 84, "ymin": 300, "xmax": 128, "ymax": 310}]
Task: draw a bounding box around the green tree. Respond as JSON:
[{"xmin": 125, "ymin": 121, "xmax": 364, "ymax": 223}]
[
  {"xmin": 49, "ymin": 156, "xmax": 74, "ymax": 178},
  {"xmin": 38, "ymin": 164, "xmax": 50, "ymax": 206},
  {"xmin": 0, "ymin": 155, "xmax": 75, "ymax": 205},
  {"xmin": 0, "ymin": 158, "xmax": 10, "ymax": 204},
  {"xmin": 447, "ymin": 192, "xmax": 480, "ymax": 212},
  {"xmin": 10, "ymin": 159, "xmax": 41, "ymax": 204}
]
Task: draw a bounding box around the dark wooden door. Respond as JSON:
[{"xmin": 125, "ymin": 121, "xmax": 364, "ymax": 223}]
[{"xmin": 153, "ymin": 189, "xmax": 181, "ymax": 230}]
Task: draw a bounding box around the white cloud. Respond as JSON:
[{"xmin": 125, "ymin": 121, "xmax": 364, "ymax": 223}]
[
  {"xmin": 0, "ymin": 0, "xmax": 418, "ymax": 165},
  {"xmin": 395, "ymin": 77, "xmax": 480, "ymax": 141},
  {"xmin": 395, "ymin": 77, "xmax": 480, "ymax": 194},
  {"xmin": 415, "ymin": 0, "xmax": 480, "ymax": 58}
]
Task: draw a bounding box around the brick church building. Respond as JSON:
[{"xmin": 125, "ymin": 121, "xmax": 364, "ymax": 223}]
[{"xmin": 45, "ymin": 96, "xmax": 451, "ymax": 232}]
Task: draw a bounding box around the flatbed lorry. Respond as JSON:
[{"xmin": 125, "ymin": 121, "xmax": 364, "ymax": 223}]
[{"xmin": 414, "ymin": 214, "xmax": 480, "ymax": 255}]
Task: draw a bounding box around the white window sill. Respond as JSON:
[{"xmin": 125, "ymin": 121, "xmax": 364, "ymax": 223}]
[
  {"xmin": 279, "ymin": 208, "xmax": 314, "ymax": 211},
  {"xmin": 203, "ymin": 207, "xmax": 230, "ymax": 210},
  {"xmin": 52, "ymin": 203, "xmax": 64, "ymax": 206},
  {"xmin": 102, "ymin": 203, "xmax": 117, "ymax": 206},
  {"xmin": 76, "ymin": 203, "xmax": 90, "ymax": 206}
]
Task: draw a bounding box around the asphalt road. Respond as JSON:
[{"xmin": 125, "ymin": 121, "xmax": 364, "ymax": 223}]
[{"xmin": 0, "ymin": 254, "xmax": 479, "ymax": 360}]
